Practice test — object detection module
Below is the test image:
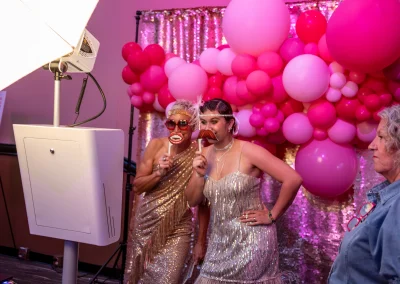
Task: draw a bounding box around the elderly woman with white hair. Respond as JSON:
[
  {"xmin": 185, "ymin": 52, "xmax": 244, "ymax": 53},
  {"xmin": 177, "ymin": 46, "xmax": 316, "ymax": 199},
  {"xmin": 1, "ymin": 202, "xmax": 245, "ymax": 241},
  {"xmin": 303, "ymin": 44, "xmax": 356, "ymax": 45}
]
[{"xmin": 328, "ymin": 105, "xmax": 400, "ymax": 283}]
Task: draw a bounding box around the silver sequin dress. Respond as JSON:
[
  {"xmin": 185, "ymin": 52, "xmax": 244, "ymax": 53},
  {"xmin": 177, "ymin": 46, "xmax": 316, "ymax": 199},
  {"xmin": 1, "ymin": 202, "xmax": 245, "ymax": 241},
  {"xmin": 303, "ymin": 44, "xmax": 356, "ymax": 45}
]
[{"xmin": 195, "ymin": 150, "xmax": 285, "ymax": 284}]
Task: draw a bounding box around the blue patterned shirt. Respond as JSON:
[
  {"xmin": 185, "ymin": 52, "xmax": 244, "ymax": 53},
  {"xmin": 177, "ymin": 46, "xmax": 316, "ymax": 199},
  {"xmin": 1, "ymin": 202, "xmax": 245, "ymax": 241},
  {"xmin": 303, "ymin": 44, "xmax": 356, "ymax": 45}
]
[{"xmin": 328, "ymin": 179, "xmax": 400, "ymax": 284}]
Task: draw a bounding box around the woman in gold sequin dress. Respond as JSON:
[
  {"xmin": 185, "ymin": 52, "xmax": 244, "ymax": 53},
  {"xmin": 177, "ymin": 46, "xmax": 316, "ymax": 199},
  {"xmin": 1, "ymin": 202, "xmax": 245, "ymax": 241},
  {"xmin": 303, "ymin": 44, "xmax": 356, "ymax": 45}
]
[
  {"xmin": 124, "ymin": 100, "xmax": 210, "ymax": 284},
  {"xmin": 185, "ymin": 99, "xmax": 302, "ymax": 284}
]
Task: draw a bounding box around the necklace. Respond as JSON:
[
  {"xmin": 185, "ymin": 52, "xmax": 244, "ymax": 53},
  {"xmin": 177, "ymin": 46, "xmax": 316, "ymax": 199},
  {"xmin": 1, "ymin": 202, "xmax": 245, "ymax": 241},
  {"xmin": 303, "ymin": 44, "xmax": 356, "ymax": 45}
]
[
  {"xmin": 214, "ymin": 138, "xmax": 234, "ymax": 151},
  {"xmin": 215, "ymin": 139, "xmax": 234, "ymax": 178}
]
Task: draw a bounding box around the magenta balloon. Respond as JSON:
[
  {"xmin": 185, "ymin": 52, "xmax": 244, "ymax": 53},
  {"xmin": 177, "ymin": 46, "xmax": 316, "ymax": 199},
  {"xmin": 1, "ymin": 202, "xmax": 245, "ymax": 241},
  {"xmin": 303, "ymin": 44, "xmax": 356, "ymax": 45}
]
[
  {"xmin": 326, "ymin": 0, "xmax": 400, "ymax": 73},
  {"xmin": 295, "ymin": 139, "xmax": 358, "ymax": 198},
  {"xmin": 140, "ymin": 65, "xmax": 167, "ymax": 93},
  {"xmin": 279, "ymin": 38, "xmax": 305, "ymax": 62}
]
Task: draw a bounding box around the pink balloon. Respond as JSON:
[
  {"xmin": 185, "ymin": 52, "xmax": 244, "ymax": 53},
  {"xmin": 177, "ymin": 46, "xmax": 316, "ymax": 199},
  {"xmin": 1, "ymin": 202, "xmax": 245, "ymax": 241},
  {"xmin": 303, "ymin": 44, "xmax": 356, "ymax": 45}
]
[
  {"xmin": 329, "ymin": 62, "xmax": 345, "ymax": 74},
  {"xmin": 282, "ymin": 113, "xmax": 313, "ymax": 144},
  {"xmin": 168, "ymin": 63, "xmax": 208, "ymax": 102},
  {"xmin": 216, "ymin": 48, "xmax": 237, "ymax": 76},
  {"xmin": 256, "ymin": 127, "xmax": 269, "ymax": 137},
  {"xmin": 143, "ymin": 44, "xmax": 165, "ymax": 66},
  {"xmin": 257, "ymin": 51, "xmax": 284, "ymax": 77},
  {"xmin": 130, "ymin": 95, "xmax": 143, "ymax": 109},
  {"xmin": 326, "ymin": 0, "xmax": 400, "ymax": 73},
  {"xmin": 275, "ymin": 110, "xmax": 285, "ymax": 123},
  {"xmin": 355, "ymin": 105, "xmax": 372, "ymax": 121},
  {"xmin": 318, "ymin": 34, "xmax": 334, "ymax": 63},
  {"xmin": 246, "ymin": 70, "xmax": 272, "ymax": 96},
  {"xmin": 264, "ymin": 117, "xmax": 280, "ymax": 133},
  {"xmin": 304, "ymin": 43, "xmax": 319, "ymax": 56},
  {"xmin": 127, "ymin": 86, "xmax": 133, "ymax": 98},
  {"xmin": 279, "ymin": 38, "xmax": 305, "ymax": 62},
  {"xmin": 364, "ymin": 94, "xmax": 382, "ymax": 112},
  {"xmin": 326, "ymin": 87, "xmax": 342, "ymax": 102},
  {"xmin": 295, "ymin": 139, "xmax": 358, "ymax": 198},
  {"xmin": 140, "ymin": 65, "xmax": 167, "ymax": 93},
  {"xmin": 313, "ymin": 129, "xmax": 328, "ymax": 141},
  {"xmin": 142, "ymin": 92, "xmax": 155, "ymax": 104},
  {"xmin": 357, "ymin": 120, "xmax": 378, "ymax": 142},
  {"xmin": 127, "ymin": 50, "xmax": 151, "ymax": 73},
  {"xmin": 199, "ymin": 48, "xmax": 220, "ymax": 74},
  {"xmin": 129, "ymin": 82, "xmax": 143, "ymax": 96},
  {"xmin": 231, "ymin": 54, "xmax": 257, "ymax": 78},
  {"xmin": 236, "ymin": 109, "xmax": 257, "ymax": 137},
  {"xmin": 222, "ymin": 0, "xmax": 290, "ymax": 56},
  {"xmin": 328, "ymin": 119, "xmax": 356, "ymax": 144},
  {"xmin": 249, "ymin": 112, "xmax": 265, "ymax": 128},
  {"xmin": 282, "ymin": 54, "xmax": 330, "ymax": 102},
  {"xmin": 122, "ymin": 42, "xmax": 142, "ymax": 62},
  {"xmin": 236, "ymin": 80, "xmax": 258, "ymax": 103},
  {"xmin": 307, "ymin": 100, "xmax": 337, "ymax": 129},
  {"xmin": 270, "ymin": 75, "xmax": 288, "ymax": 103},
  {"xmin": 330, "ymin": 72, "xmax": 346, "ymax": 89},
  {"xmin": 261, "ymin": 103, "xmax": 278, "ymax": 118},
  {"xmin": 122, "ymin": 65, "xmax": 139, "ymax": 85},
  {"xmin": 164, "ymin": 57, "xmax": 186, "ymax": 78},
  {"xmin": 341, "ymin": 81, "xmax": 359, "ymax": 98},
  {"xmin": 223, "ymin": 76, "xmax": 246, "ymax": 106}
]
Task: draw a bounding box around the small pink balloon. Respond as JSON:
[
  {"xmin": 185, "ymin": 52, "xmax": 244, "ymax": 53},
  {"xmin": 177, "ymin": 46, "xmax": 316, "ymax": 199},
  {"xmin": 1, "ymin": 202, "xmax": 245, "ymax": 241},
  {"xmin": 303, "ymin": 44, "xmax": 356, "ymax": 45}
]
[
  {"xmin": 246, "ymin": 70, "xmax": 272, "ymax": 96},
  {"xmin": 223, "ymin": 76, "xmax": 246, "ymax": 106},
  {"xmin": 275, "ymin": 110, "xmax": 285, "ymax": 123},
  {"xmin": 328, "ymin": 119, "xmax": 356, "ymax": 144},
  {"xmin": 341, "ymin": 81, "xmax": 359, "ymax": 98},
  {"xmin": 236, "ymin": 80, "xmax": 258, "ymax": 103},
  {"xmin": 357, "ymin": 120, "xmax": 378, "ymax": 143},
  {"xmin": 231, "ymin": 54, "xmax": 258, "ymax": 78},
  {"xmin": 313, "ymin": 128, "xmax": 328, "ymax": 140},
  {"xmin": 127, "ymin": 86, "xmax": 133, "ymax": 97},
  {"xmin": 257, "ymin": 51, "xmax": 284, "ymax": 77},
  {"xmin": 307, "ymin": 100, "xmax": 337, "ymax": 129},
  {"xmin": 270, "ymin": 75, "xmax": 288, "ymax": 103},
  {"xmin": 261, "ymin": 103, "xmax": 278, "ymax": 118},
  {"xmin": 129, "ymin": 82, "xmax": 144, "ymax": 96},
  {"xmin": 249, "ymin": 112, "xmax": 265, "ymax": 128},
  {"xmin": 199, "ymin": 48, "xmax": 220, "ymax": 74},
  {"xmin": 330, "ymin": 72, "xmax": 347, "ymax": 89},
  {"xmin": 282, "ymin": 112, "xmax": 313, "ymax": 144},
  {"xmin": 216, "ymin": 48, "xmax": 237, "ymax": 76},
  {"xmin": 264, "ymin": 117, "xmax": 281, "ymax": 133},
  {"xmin": 329, "ymin": 62, "xmax": 345, "ymax": 74},
  {"xmin": 326, "ymin": 87, "xmax": 342, "ymax": 102},
  {"xmin": 279, "ymin": 38, "xmax": 305, "ymax": 62},
  {"xmin": 304, "ymin": 43, "xmax": 319, "ymax": 56},
  {"xmin": 236, "ymin": 109, "xmax": 257, "ymax": 137},
  {"xmin": 318, "ymin": 34, "xmax": 334, "ymax": 63},
  {"xmin": 349, "ymin": 71, "xmax": 366, "ymax": 84},
  {"xmin": 130, "ymin": 95, "xmax": 143, "ymax": 108},
  {"xmin": 164, "ymin": 57, "xmax": 186, "ymax": 78},
  {"xmin": 142, "ymin": 92, "xmax": 155, "ymax": 104}
]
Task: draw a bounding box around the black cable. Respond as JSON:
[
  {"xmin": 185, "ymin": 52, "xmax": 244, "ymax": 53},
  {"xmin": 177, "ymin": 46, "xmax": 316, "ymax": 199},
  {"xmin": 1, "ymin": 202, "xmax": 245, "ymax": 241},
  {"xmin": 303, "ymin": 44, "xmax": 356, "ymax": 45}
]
[
  {"xmin": 73, "ymin": 74, "xmax": 89, "ymax": 124},
  {"xmin": 68, "ymin": 72, "xmax": 106, "ymax": 127}
]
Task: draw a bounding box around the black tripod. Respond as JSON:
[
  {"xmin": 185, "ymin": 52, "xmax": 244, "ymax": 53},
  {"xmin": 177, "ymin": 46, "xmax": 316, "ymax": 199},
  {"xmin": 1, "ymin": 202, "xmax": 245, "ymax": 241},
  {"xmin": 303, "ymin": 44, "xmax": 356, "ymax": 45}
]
[{"xmin": 90, "ymin": 10, "xmax": 142, "ymax": 284}]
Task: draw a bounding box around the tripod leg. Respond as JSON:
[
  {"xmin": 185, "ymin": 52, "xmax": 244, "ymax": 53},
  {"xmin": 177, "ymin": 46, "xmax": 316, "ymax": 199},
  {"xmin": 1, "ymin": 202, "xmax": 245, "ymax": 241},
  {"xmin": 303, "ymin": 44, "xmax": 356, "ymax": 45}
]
[{"xmin": 89, "ymin": 244, "xmax": 122, "ymax": 284}]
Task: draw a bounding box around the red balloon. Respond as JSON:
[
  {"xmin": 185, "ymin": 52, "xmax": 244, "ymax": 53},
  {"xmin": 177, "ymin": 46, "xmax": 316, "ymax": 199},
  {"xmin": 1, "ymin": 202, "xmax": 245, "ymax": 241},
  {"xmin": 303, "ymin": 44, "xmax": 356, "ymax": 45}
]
[
  {"xmin": 158, "ymin": 84, "xmax": 176, "ymax": 109},
  {"xmin": 335, "ymin": 97, "xmax": 361, "ymax": 121},
  {"xmin": 362, "ymin": 77, "xmax": 387, "ymax": 93},
  {"xmin": 379, "ymin": 93, "xmax": 393, "ymax": 107},
  {"xmin": 127, "ymin": 50, "xmax": 151, "ymax": 73},
  {"xmin": 205, "ymin": 87, "xmax": 223, "ymax": 100},
  {"xmin": 373, "ymin": 108, "xmax": 383, "ymax": 122},
  {"xmin": 279, "ymin": 99, "xmax": 304, "ymax": 118},
  {"xmin": 363, "ymin": 94, "xmax": 381, "ymax": 111},
  {"xmin": 355, "ymin": 105, "xmax": 372, "ymax": 121},
  {"xmin": 307, "ymin": 100, "xmax": 337, "ymax": 129},
  {"xmin": 357, "ymin": 87, "xmax": 373, "ymax": 103},
  {"xmin": 122, "ymin": 65, "xmax": 139, "ymax": 85},
  {"xmin": 296, "ymin": 10, "xmax": 327, "ymax": 43},
  {"xmin": 231, "ymin": 54, "xmax": 257, "ymax": 78},
  {"xmin": 143, "ymin": 44, "xmax": 166, "ymax": 66},
  {"xmin": 208, "ymin": 72, "xmax": 224, "ymax": 88},
  {"xmin": 140, "ymin": 65, "xmax": 167, "ymax": 93},
  {"xmin": 122, "ymin": 42, "xmax": 142, "ymax": 61}
]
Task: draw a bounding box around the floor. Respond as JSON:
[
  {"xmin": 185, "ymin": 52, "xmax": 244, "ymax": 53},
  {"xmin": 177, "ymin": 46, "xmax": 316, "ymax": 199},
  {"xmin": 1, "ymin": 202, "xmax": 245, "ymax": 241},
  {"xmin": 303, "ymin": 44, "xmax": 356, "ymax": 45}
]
[{"xmin": 0, "ymin": 254, "xmax": 119, "ymax": 284}]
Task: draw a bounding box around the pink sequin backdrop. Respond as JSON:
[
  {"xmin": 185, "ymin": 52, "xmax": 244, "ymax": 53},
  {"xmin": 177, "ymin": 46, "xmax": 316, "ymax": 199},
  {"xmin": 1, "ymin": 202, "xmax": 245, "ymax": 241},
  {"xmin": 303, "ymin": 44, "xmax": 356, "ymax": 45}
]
[{"xmin": 132, "ymin": 2, "xmax": 384, "ymax": 283}]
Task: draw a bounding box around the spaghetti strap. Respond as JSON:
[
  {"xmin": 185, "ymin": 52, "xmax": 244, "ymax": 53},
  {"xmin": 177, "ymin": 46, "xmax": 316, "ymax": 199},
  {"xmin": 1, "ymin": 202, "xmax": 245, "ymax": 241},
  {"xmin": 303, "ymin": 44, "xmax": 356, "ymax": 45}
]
[{"xmin": 238, "ymin": 140, "xmax": 245, "ymax": 172}]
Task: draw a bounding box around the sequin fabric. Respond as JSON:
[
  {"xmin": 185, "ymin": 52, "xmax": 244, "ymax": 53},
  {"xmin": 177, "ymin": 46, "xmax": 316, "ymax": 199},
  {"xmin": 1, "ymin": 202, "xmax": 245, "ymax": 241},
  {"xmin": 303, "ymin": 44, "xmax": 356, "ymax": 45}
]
[
  {"xmin": 124, "ymin": 142, "xmax": 197, "ymax": 284},
  {"xmin": 195, "ymin": 145, "xmax": 295, "ymax": 284}
]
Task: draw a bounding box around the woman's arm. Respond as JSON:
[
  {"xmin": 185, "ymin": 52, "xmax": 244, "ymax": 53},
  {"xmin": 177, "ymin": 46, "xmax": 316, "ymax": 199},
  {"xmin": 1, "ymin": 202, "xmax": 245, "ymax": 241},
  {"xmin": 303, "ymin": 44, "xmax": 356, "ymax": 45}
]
[
  {"xmin": 243, "ymin": 142, "xmax": 302, "ymax": 221},
  {"xmin": 133, "ymin": 139, "xmax": 171, "ymax": 194},
  {"xmin": 185, "ymin": 149, "xmax": 208, "ymax": 207}
]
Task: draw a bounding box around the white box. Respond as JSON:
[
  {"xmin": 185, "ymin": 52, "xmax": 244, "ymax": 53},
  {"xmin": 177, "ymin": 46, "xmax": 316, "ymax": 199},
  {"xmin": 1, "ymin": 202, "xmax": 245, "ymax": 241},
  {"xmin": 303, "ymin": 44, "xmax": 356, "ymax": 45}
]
[{"xmin": 13, "ymin": 124, "xmax": 124, "ymax": 246}]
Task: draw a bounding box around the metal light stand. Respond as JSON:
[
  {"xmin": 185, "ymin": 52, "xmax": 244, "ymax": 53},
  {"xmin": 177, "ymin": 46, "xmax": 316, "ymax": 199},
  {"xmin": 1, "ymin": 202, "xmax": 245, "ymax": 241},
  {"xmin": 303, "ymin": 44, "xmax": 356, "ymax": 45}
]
[
  {"xmin": 89, "ymin": 10, "xmax": 142, "ymax": 284},
  {"xmin": 43, "ymin": 61, "xmax": 77, "ymax": 284}
]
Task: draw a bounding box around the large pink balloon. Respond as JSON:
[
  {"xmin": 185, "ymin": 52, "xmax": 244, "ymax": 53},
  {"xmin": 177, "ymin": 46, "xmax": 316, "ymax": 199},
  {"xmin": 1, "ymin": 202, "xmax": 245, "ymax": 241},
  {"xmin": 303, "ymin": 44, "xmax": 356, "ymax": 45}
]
[
  {"xmin": 282, "ymin": 54, "xmax": 330, "ymax": 102},
  {"xmin": 326, "ymin": 0, "xmax": 400, "ymax": 73},
  {"xmin": 168, "ymin": 63, "xmax": 208, "ymax": 102},
  {"xmin": 328, "ymin": 119, "xmax": 356, "ymax": 144},
  {"xmin": 235, "ymin": 109, "xmax": 257, "ymax": 137},
  {"xmin": 199, "ymin": 48, "xmax": 220, "ymax": 74},
  {"xmin": 222, "ymin": 0, "xmax": 290, "ymax": 56},
  {"xmin": 282, "ymin": 113, "xmax": 313, "ymax": 144},
  {"xmin": 295, "ymin": 139, "xmax": 358, "ymax": 198}
]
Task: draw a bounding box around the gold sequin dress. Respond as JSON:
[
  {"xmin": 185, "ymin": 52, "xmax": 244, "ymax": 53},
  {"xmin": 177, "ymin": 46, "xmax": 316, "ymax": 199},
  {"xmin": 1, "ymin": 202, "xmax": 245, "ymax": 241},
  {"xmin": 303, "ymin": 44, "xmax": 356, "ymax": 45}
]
[
  {"xmin": 195, "ymin": 149, "xmax": 286, "ymax": 284},
  {"xmin": 124, "ymin": 142, "xmax": 196, "ymax": 284}
]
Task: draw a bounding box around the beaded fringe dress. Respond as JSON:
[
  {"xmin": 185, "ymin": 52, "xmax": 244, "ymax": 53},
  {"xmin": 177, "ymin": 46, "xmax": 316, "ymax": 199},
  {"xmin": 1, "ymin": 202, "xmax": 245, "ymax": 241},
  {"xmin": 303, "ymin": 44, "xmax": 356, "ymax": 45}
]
[
  {"xmin": 195, "ymin": 145, "xmax": 296, "ymax": 284},
  {"xmin": 125, "ymin": 142, "xmax": 197, "ymax": 284}
]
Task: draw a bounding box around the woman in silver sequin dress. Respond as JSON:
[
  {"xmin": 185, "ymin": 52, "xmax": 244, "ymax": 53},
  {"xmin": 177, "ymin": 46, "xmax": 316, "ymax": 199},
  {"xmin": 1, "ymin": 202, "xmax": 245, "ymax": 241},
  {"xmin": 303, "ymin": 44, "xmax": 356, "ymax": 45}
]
[{"xmin": 185, "ymin": 99, "xmax": 302, "ymax": 284}]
